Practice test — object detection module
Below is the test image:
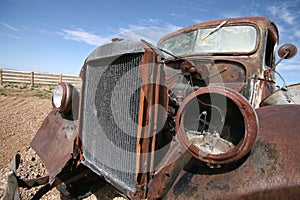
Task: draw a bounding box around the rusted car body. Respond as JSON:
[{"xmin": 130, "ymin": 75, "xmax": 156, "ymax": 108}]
[{"xmin": 5, "ymin": 16, "xmax": 300, "ymax": 199}]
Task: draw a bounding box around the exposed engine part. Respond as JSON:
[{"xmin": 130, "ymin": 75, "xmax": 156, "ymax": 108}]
[{"xmin": 186, "ymin": 130, "xmax": 235, "ymax": 155}]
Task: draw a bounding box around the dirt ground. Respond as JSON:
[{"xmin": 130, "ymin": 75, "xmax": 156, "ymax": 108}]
[{"xmin": 0, "ymin": 85, "xmax": 124, "ymax": 200}]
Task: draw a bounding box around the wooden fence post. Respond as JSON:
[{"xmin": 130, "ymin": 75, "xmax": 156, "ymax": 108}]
[
  {"xmin": 0, "ymin": 69, "xmax": 2, "ymax": 86},
  {"xmin": 31, "ymin": 72, "xmax": 34, "ymax": 87},
  {"xmin": 59, "ymin": 73, "xmax": 63, "ymax": 83}
]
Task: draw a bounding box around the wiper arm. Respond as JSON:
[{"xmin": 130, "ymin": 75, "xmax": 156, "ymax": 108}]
[
  {"xmin": 158, "ymin": 48, "xmax": 181, "ymax": 59},
  {"xmin": 201, "ymin": 20, "xmax": 228, "ymax": 41},
  {"xmin": 141, "ymin": 39, "xmax": 181, "ymax": 60}
]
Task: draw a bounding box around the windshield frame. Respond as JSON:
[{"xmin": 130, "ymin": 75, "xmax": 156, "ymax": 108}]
[{"xmin": 158, "ymin": 22, "xmax": 260, "ymax": 58}]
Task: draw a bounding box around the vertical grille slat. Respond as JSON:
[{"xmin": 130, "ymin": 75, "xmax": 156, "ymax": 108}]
[{"xmin": 81, "ymin": 53, "xmax": 144, "ymax": 193}]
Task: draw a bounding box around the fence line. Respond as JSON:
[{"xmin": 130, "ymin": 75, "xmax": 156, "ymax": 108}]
[{"xmin": 0, "ymin": 69, "xmax": 81, "ymax": 87}]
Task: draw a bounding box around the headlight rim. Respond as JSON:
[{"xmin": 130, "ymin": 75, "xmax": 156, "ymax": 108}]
[
  {"xmin": 52, "ymin": 82, "xmax": 72, "ymax": 113},
  {"xmin": 175, "ymin": 86, "xmax": 258, "ymax": 165}
]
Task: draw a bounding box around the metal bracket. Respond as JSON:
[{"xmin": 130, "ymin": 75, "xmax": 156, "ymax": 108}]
[{"xmin": 4, "ymin": 154, "xmax": 21, "ymax": 200}]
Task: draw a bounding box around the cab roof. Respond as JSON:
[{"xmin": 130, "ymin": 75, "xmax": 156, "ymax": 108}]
[{"xmin": 158, "ymin": 16, "xmax": 279, "ymax": 46}]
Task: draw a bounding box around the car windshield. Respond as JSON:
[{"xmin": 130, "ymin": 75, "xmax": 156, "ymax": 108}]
[{"xmin": 159, "ymin": 25, "xmax": 257, "ymax": 57}]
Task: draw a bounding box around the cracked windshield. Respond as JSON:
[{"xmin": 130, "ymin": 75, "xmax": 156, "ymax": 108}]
[{"xmin": 159, "ymin": 25, "xmax": 257, "ymax": 56}]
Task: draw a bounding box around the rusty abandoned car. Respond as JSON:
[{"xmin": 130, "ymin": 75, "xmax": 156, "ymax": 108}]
[{"xmin": 5, "ymin": 16, "xmax": 300, "ymax": 199}]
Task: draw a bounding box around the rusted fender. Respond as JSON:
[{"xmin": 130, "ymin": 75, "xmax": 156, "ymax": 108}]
[
  {"xmin": 30, "ymin": 110, "xmax": 77, "ymax": 183},
  {"xmin": 160, "ymin": 104, "xmax": 300, "ymax": 199}
]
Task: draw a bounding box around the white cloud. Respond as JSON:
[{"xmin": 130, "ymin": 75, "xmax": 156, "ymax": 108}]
[
  {"xmin": 295, "ymin": 30, "xmax": 300, "ymax": 38},
  {"xmin": 277, "ymin": 63, "xmax": 300, "ymax": 71},
  {"xmin": 1, "ymin": 22, "xmax": 21, "ymax": 32},
  {"xmin": 276, "ymin": 24, "xmax": 286, "ymax": 33},
  {"xmin": 60, "ymin": 28, "xmax": 108, "ymax": 46},
  {"xmin": 117, "ymin": 26, "xmax": 178, "ymax": 45},
  {"xmin": 147, "ymin": 18, "xmax": 160, "ymax": 24},
  {"xmin": 276, "ymin": 59, "xmax": 300, "ymax": 85},
  {"xmin": 60, "ymin": 22, "xmax": 181, "ymax": 46},
  {"xmin": 267, "ymin": 3, "xmax": 296, "ymax": 25},
  {"xmin": 117, "ymin": 22, "xmax": 181, "ymax": 45},
  {"xmin": 267, "ymin": 5, "xmax": 279, "ymax": 16},
  {"xmin": 280, "ymin": 11, "xmax": 295, "ymax": 25},
  {"xmin": 116, "ymin": 19, "xmax": 181, "ymax": 44},
  {"xmin": 221, "ymin": 13, "xmax": 243, "ymax": 19},
  {"xmin": 0, "ymin": 22, "xmax": 22, "ymax": 39},
  {"xmin": 8, "ymin": 34, "xmax": 22, "ymax": 40},
  {"xmin": 192, "ymin": 19, "xmax": 203, "ymax": 24}
]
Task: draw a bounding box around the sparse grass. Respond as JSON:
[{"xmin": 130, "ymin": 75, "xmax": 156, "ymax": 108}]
[
  {"xmin": 43, "ymin": 88, "xmax": 53, "ymax": 93},
  {"xmin": 1, "ymin": 83, "xmax": 53, "ymax": 99},
  {"xmin": 32, "ymin": 84, "xmax": 42, "ymax": 89},
  {"xmin": 0, "ymin": 88, "xmax": 7, "ymax": 96},
  {"xmin": 33, "ymin": 93, "xmax": 44, "ymax": 98},
  {"xmin": 34, "ymin": 92, "xmax": 51, "ymax": 99},
  {"xmin": 3, "ymin": 83, "xmax": 12, "ymax": 88},
  {"xmin": 19, "ymin": 84, "xmax": 29, "ymax": 90}
]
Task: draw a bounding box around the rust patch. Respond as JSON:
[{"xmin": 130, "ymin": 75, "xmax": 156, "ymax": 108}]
[
  {"xmin": 156, "ymin": 104, "xmax": 300, "ymax": 199},
  {"xmin": 30, "ymin": 110, "xmax": 77, "ymax": 183}
]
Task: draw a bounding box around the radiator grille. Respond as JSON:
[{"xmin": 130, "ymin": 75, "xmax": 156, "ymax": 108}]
[{"xmin": 81, "ymin": 53, "xmax": 143, "ymax": 193}]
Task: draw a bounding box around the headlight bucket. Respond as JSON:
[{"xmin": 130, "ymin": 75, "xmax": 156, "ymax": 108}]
[
  {"xmin": 175, "ymin": 87, "xmax": 258, "ymax": 165},
  {"xmin": 52, "ymin": 82, "xmax": 76, "ymax": 114}
]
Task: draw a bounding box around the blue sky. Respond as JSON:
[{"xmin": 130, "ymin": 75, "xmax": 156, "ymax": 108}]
[{"xmin": 0, "ymin": 0, "xmax": 300, "ymax": 85}]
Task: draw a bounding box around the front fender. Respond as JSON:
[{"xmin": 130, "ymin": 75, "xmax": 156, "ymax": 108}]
[
  {"xmin": 150, "ymin": 104, "xmax": 300, "ymax": 199},
  {"xmin": 30, "ymin": 110, "xmax": 77, "ymax": 183}
]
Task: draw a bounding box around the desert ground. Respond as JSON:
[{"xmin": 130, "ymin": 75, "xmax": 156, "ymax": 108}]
[{"xmin": 0, "ymin": 84, "xmax": 123, "ymax": 200}]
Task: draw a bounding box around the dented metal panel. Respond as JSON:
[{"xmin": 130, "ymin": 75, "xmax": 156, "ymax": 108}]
[
  {"xmin": 260, "ymin": 83, "xmax": 300, "ymax": 106},
  {"xmin": 30, "ymin": 110, "xmax": 77, "ymax": 183}
]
